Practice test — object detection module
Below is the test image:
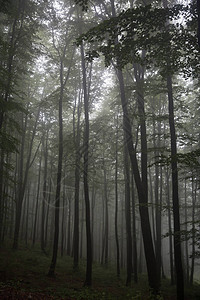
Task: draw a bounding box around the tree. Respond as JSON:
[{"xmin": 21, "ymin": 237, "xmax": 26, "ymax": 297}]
[{"xmin": 47, "ymin": 2, "xmax": 75, "ymax": 276}]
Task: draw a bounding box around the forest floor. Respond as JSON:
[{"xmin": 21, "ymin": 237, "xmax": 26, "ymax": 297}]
[{"xmin": 0, "ymin": 244, "xmax": 200, "ymax": 300}]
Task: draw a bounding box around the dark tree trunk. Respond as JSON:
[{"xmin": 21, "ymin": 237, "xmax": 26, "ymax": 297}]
[
  {"xmin": 117, "ymin": 68, "xmax": 159, "ymax": 293},
  {"xmin": 13, "ymin": 107, "xmax": 40, "ymax": 250},
  {"xmin": 48, "ymin": 60, "xmax": 64, "ymax": 276},
  {"xmin": 73, "ymin": 91, "xmax": 81, "ymax": 270},
  {"xmin": 103, "ymin": 156, "xmax": 109, "ymax": 266},
  {"xmin": 47, "ymin": 27, "xmax": 74, "ymax": 274},
  {"xmin": 44, "ymin": 175, "xmax": 52, "ymax": 248},
  {"xmin": 80, "ymin": 42, "xmax": 92, "ymax": 286},
  {"xmin": 131, "ymin": 174, "xmax": 138, "ymax": 283},
  {"xmin": 32, "ymin": 155, "xmax": 42, "ymax": 247},
  {"xmin": 124, "ymin": 143, "xmax": 132, "ymax": 286},
  {"xmin": 153, "ymin": 113, "xmax": 161, "ymax": 283},
  {"xmin": 67, "ymin": 195, "xmax": 71, "ymax": 256},
  {"xmin": 41, "ymin": 131, "xmax": 48, "ymax": 253},
  {"xmin": 115, "ymin": 115, "xmax": 120, "ymax": 277},
  {"xmin": 165, "ymin": 167, "xmax": 174, "ymax": 285},
  {"xmin": 167, "ymin": 75, "xmax": 184, "ymax": 299},
  {"xmin": 184, "ymin": 178, "xmax": 189, "ymax": 284},
  {"xmin": 190, "ymin": 178, "xmax": 197, "ymax": 285}
]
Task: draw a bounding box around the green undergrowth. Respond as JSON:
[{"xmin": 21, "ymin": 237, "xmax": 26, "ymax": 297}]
[{"xmin": 0, "ymin": 244, "xmax": 200, "ymax": 299}]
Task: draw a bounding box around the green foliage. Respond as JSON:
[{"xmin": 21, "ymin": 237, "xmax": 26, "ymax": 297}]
[
  {"xmin": 149, "ymin": 149, "xmax": 200, "ymax": 171},
  {"xmin": 77, "ymin": 4, "xmax": 199, "ymax": 77}
]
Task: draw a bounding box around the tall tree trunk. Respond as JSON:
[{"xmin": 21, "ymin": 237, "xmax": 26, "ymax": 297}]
[
  {"xmin": 80, "ymin": 41, "xmax": 92, "ymax": 286},
  {"xmin": 41, "ymin": 131, "xmax": 48, "ymax": 253},
  {"xmin": 117, "ymin": 68, "xmax": 159, "ymax": 293},
  {"xmin": 103, "ymin": 156, "xmax": 109, "ymax": 266},
  {"xmin": 73, "ymin": 91, "xmax": 81, "ymax": 270},
  {"xmin": 13, "ymin": 107, "xmax": 40, "ymax": 250},
  {"xmin": 44, "ymin": 175, "xmax": 52, "ymax": 248},
  {"xmin": 110, "ymin": 0, "xmax": 159, "ymax": 292},
  {"xmin": 115, "ymin": 115, "xmax": 120, "ymax": 277},
  {"xmin": 152, "ymin": 111, "xmax": 161, "ymax": 283},
  {"xmin": 48, "ymin": 60, "xmax": 64, "ymax": 276},
  {"xmin": 25, "ymin": 184, "xmax": 30, "ymax": 245},
  {"xmin": 190, "ymin": 178, "xmax": 197, "ymax": 285},
  {"xmin": 131, "ymin": 173, "xmax": 138, "ymax": 283},
  {"xmin": 165, "ymin": 167, "xmax": 174, "ymax": 285},
  {"xmin": 184, "ymin": 178, "xmax": 189, "ymax": 284},
  {"xmin": 124, "ymin": 143, "xmax": 132, "ymax": 286},
  {"xmin": 61, "ymin": 175, "xmax": 66, "ymax": 257},
  {"xmin": 32, "ymin": 155, "xmax": 42, "ymax": 247},
  {"xmin": 67, "ymin": 194, "xmax": 71, "ymax": 256},
  {"xmin": 167, "ymin": 75, "xmax": 184, "ymax": 299}
]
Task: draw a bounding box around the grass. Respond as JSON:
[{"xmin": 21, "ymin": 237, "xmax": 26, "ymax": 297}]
[{"xmin": 0, "ymin": 244, "xmax": 200, "ymax": 299}]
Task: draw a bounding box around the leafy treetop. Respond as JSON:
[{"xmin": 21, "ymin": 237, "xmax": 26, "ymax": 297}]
[{"xmin": 76, "ymin": 4, "xmax": 199, "ymax": 78}]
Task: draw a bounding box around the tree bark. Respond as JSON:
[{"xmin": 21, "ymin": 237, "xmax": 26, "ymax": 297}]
[
  {"xmin": 48, "ymin": 58, "xmax": 64, "ymax": 276},
  {"xmin": 73, "ymin": 90, "xmax": 82, "ymax": 270},
  {"xmin": 131, "ymin": 173, "xmax": 138, "ymax": 283},
  {"xmin": 115, "ymin": 115, "xmax": 120, "ymax": 277},
  {"xmin": 117, "ymin": 68, "xmax": 159, "ymax": 293},
  {"xmin": 167, "ymin": 75, "xmax": 184, "ymax": 299},
  {"xmin": 13, "ymin": 107, "xmax": 40, "ymax": 249},
  {"xmin": 124, "ymin": 142, "xmax": 132, "ymax": 286},
  {"xmin": 80, "ymin": 41, "xmax": 92, "ymax": 286}
]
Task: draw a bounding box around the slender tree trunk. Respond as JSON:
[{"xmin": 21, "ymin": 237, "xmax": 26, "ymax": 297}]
[
  {"xmin": 32, "ymin": 155, "xmax": 42, "ymax": 247},
  {"xmin": 120, "ymin": 197, "xmax": 124, "ymax": 269},
  {"xmin": 25, "ymin": 184, "xmax": 30, "ymax": 246},
  {"xmin": 67, "ymin": 195, "xmax": 71, "ymax": 256},
  {"xmin": 13, "ymin": 107, "xmax": 40, "ymax": 250},
  {"xmin": 73, "ymin": 91, "xmax": 81, "ymax": 270},
  {"xmin": 131, "ymin": 173, "xmax": 138, "ymax": 283},
  {"xmin": 103, "ymin": 156, "xmax": 109, "ymax": 266},
  {"xmin": 61, "ymin": 174, "xmax": 66, "ymax": 257},
  {"xmin": 115, "ymin": 115, "xmax": 120, "ymax": 277},
  {"xmin": 80, "ymin": 194, "xmax": 84, "ymax": 259},
  {"xmin": 44, "ymin": 175, "xmax": 52, "ymax": 248},
  {"xmin": 80, "ymin": 41, "xmax": 92, "ymax": 286},
  {"xmin": 165, "ymin": 167, "xmax": 174, "ymax": 285},
  {"xmin": 190, "ymin": 178, "xmax": 197, "ymax": 285},
  {"xmin": 117, "ymin": 68, "xmax": 159, "ymax": 293},
  {"xmin": 124, "ymin": 142, "xmax": 132, "ymax": 286},
  {"xmin": 167, "ymin": 75, "xmax": 184, "ymax": 299},
  {"xmin": 149, "ymin": 167, "xmax": 156, "ymax": 247},
  {"xmin": 48, "ymin": 61, "xmax": 64, "ymax": 276},
  {"xmin": 184, "ymin": 178, "xmax": 189, "ymax": 284},
  {"xmin": 41, "ymin": 131, "xmax": 48, "ymax": 253},
  {"xmin": 0, "ymin": 147, "xmax": 4, "ymax": 242},
  {"xmin": 101, "ymin": 194, "xmax": 105, "ymax": 265},
  {"xmin": 153, "ymin": 113, "xmax": 162, "ymax": 283}
]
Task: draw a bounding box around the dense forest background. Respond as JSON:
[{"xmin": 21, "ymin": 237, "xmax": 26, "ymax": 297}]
[{"xmin": 0, "ymin": 0, "xmax": 200, "ymax": 299}]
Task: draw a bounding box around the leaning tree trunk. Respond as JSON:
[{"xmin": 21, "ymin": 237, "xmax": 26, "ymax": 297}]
[
  {"xmin": 117, "ymin": 68, "xmax": 159, "ymax": 293},
  {"xmin": 110, "ymin": 1, "xmax": 159, "ymax": 292}
]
